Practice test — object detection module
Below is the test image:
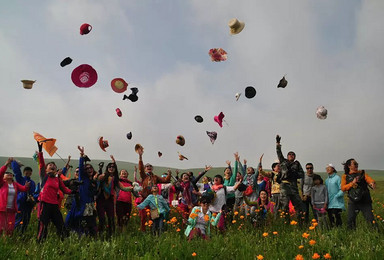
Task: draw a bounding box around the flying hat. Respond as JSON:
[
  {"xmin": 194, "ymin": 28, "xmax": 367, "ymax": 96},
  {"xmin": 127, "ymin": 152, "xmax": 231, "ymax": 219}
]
[
  {"xmin": 80, "ymin": 23, "xmax": 92, "ymax": 35},
  {"xmin": 316, "ymin": 106, "xmax": 328, "ymax": 120},
  {"xmin": 111, "ymin": 78, "xmax": 128, "ymax": 93},
  {"xmin": 277, "ymin": 76, "xmax": 288, "ymax": 88},
  {"xmin": 178, "ymin": 152, "xmax": 188, "ymax": 161},
  {"xmin": 158, "ymin": 151, "xmax": 162, "ymax": 157},
  {"xmin": 228, "ymin": 18, "xmax": 245, "ymax": 35},
  {"xmin": 116, "ymin": 108, "xmax": 122, "ymax": 117},
  {"xmin": 21, "ymin": 80, "xmax": 36, "ymax": 89},
  {"xmin": 194, "ymin": 115, "xmax": 203, "ymax": 123},
  {"xmin": 208, "ymin": 48, "xmax": 227, "ymax": 62},
  {"xmin": 235, "ymin": 93, "xmax": 241, "ymax": 101},
  {"xmin": 71, "ymin": 64, "xmax": 98, "ymax": 88},
  {"xmin": 176, "ymin": 135, "xmax": 185, "ymax": 146},
  {"xmin": 134, "ymin": 144, "xmax": 143, "ymax": 153},
  {"xmin": 206, "ymin": 131, "xmax": 217, "ymax": 144},
  {"xmin": 123, "ymin": 87, "xmax": 139, "ymax": 102},
  {"xmin": 126, "ymin": 132, "xmax": 132, "ymax": 140},
  {"xmin": 98, "ymin": 137, "xmax": 109, "ymax": 152},
  {"xmin": 245, "ymin": 86, "xmax": 256, "ymax": 98},
  {"xmin": 60, "ymin": 57, "xmax": 72, "ymax": 67},
  {"xmin": 214, "ymin": 112, "xmax": 225, "ymax": 128}
]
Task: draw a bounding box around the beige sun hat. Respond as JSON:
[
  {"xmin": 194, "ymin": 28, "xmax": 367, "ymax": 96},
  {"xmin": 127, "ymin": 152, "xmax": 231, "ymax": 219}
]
[
  {"xmin": 21, "ymin": 80, "xmax": 36, "ymax": 89},
  {"xmin": 228, "ymin": 18, "xmax": 245, "ymax": 35}
]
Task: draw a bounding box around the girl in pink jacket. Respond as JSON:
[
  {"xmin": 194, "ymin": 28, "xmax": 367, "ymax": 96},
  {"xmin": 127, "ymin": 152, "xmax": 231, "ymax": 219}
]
[{"xmin": 0, "ymin": 158, "xmax": 30, "ymax": 235}]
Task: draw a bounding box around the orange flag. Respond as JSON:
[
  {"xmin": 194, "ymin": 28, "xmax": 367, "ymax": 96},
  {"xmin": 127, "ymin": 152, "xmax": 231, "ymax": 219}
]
[{"xmin": 33, "ymin": 132, "xmax": 58, "ymax": 157}]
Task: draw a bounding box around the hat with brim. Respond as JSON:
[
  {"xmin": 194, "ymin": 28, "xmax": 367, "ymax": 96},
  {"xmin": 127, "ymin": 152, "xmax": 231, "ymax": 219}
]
[
  {"xmin": 228, "ymin": 18, "xmax": 245, "ymax": 35},
  {"xmin": 71, "ymin": 64, "xmax": 98, "ymax": 88},
  {"xmin": 326, "ymin": 163, "xmax": 337, "ymax": 173},
  {"xmin": 135, "ymin": 144, "xmax": 143, "ymax": 153},
  {"xmin": 98, "ymin": 136, "xmax": 109, "ymax": 152},
  {"xmin": 21, "ymin": 80, "xmax": 36, "ymax": 89},
  {"xmin": 214, "ymin": 112, "xmax": 225, "ymax": 128},
  {"xmin": 111, "ymin": 78, "xmax": 128, "ymax": 93},
  {"xmin": 176, "ymin": 135, "xmax": 185, "ymax": 146},
  {"xmin": 277, "ymin": 76, "xmax": 288, "ymax": 88},
  {"xmin": 245, "ymin": 86, "xmax": 256, "ymax": 98},
  {"xmin": 194, "ymin": 115, "xmax": 203, "ymax": 123},
  {"xmin": 126, "ymin": 132, "xmax": 132, "ymax": 140},
  {"xmin": 316, "ymin": 106, "xmax": 328, "ymax": 120}
]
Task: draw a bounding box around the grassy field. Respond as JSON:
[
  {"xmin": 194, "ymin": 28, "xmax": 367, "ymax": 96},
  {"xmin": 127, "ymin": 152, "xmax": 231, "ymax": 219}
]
[{"xmin": 1, "ymin": 157, "xmax": 384, "ymax": 259}]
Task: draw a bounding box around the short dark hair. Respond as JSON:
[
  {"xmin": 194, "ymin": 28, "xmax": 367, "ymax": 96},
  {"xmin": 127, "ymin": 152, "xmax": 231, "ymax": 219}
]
[
  {"xmin": 313, "ymin": 174, "xmax": 323, "ymax": 184},
  {"xmin": 214, "ymin": 175, "xmax": 223, "ymax": 184},
  {"xmin": 23, "ymin": 166, "xmax": 33, "ymax": 172},
  {"xmin": 271, "ymin": 163, "xmax": 279, "ymax": 170},
  {"xmin": 306, "ymin": 163, "xmax": 313, "ymax": 167}
]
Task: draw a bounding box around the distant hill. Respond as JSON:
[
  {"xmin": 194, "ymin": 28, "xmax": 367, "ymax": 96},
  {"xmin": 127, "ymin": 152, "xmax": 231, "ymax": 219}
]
[{"xmin": 1, "ymin": 156, "xmax": 383, "ymax": 182}]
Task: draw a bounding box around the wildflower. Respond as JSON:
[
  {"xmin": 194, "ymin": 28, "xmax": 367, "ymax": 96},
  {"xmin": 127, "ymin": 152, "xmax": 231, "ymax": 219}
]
[
  {"xmin": 20, "ymin": 221, "xmax": 24, "ymax": 225},
  {"xmin": 262, "ymin": 232, "xmax": 268, "ymax": 237},
  {"xmin": 298, "ymin": 245, "xmax": 304, "ymax": 249},
  {"xmin": 232, "ymin": 220, "xmax": 237, "ymax": 224},
  {"xmin": 290, "ymin": 220, "xmax": 297, "ymax": 225},
  {"xmin": 309, "ymin": 226, "xmax": 315, "ymax": 230},
  {"xmin": 170, "ymin": 217, "xmax": 178, "ymax": 223},
  {"xmin": 190, "ymin": 213, "xmax": 198, "ymax": 219},
  {"xmin": 302, "ymin": 232, "xmax": 310, "ymax": 239},
  {"xmin": 145, "ymin": 222, "xmax": 148, "ymax": 226},
  {"xmin": 234, "ymin": 211, "xmax": 239, "ymax": 216},
  {"xmin": 324, "ymin": 253, "xmax": 332, "ymax": 259},
  {"xmin": 312, "ymin": 222, "xmax": 318, "ymax": 227},
  {"xmin": 204, "ymin": 215, "xmax": 210, "ymax": 222},
  {"xmin": 309, "ymin": 239, "xmax": 316, "ymax": 246},
  {"xmin": 176, "ymin": 228, "xmax": 181, "ymax": 232},
  {"xmin": 311, "ymin": 219, "xmax": 317, "ymax": 223},
  {"xmin": 240, "ymin": 215, "xmax": 245, "ymax": 219},
  {"xmin": 212, "ymin": 213, "xmax": 217, "ymax": 217},
  {"xmin": 195, "ymin": 209, "xmax": 201, "ymax": 213},
  {"xmin": 133, "ymin": 213, "xmax": 137, "ymax": 216},
  {"xmin": 148, "ymin": 220, "xmax": 153, "ymax": 225},
  {"xmin": 312, "ymin": 253, "xmax": 320, "ymax": 259},
  {"xmin": 192, "ymin": 252, "xmax": 197, "ymax": 257},
  {"xmin": 295, "ymin": 254, "xmax": 304, "ymax": 260},
  {"xmin": 273, "ymin": 231, "xmax": 278, "ymax": 235},
  {"xmin": 257, "ymin": 255, "xmax": 264, "ymax": 260}
]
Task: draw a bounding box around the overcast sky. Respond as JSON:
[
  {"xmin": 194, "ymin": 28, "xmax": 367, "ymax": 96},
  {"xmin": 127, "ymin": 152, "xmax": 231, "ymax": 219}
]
[{"xmin": 1, "ymin": 0, "xmax": 384, "ymax": 171}]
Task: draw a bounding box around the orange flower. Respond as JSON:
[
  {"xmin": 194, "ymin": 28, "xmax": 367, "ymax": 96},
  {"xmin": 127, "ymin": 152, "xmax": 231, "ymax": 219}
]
[
  {"xmin": 311, "ymin": 219, "xmax": 317, "ymax": 223},
  {"xmin": 176, "ymin": 228, "xmax": 181, "ymax": 232},
  {"xmin": 295, "ymin": 254, "xmax": 304, "ymax": 260},
  {"xmin": 257, "ymin": 255, "xmax": 264, "ymax": 260},
  {"xmin": 234, "ymin": 211, "xmax": 239, "ymax": 216},
  {"xmin": 298, "ymin": 245, "xmax": 304, "ymax": 249},
  {"xmin": 323, "ymin": 253, "xmax": 332, "ymax": 259},
  {"xmin": 273, "ymin": 231, "xmax": 278, "ymax": 235},
  {"xmin": 240, "ymin": 215, "xmax": 245, "ymax": 219},
  {"xmin": 192, "ymin": 252, "xmax": 197, "ymax": 257},
  {"xmin": 20, "ymin": 221, "xmax": 24, "ymax": 225},
  {"xmin": 133, "ymin": 213, "xmax": 137, "ymax": 216},
  {"xmin": 170, "ymin": 217, "xmax": 178, "ymax": 223},
  {"xmin": 312, "ymin": 253, "xmax": 320, "ymax": 259},
  {"xmin": 309, "ymin": 239, "xmax": 316, "ymax": 246},
  {"xmin": 262, "ymin": 232, "xmax": 268, "ymax": 237},
  {"xmin": 302, "ymin": 232, "xmax": 310, "ymax": 239},
  {"xmin": 290, "ymin": 220, "xmax": 298, "ymax": 225},
  {"xmin": 195, "ymin": 209, "xmax": 201, "ymax": 213},
  {"xmin": 204, "ymin": 215, "xmax": 210, "ymax": 222},
  {"xmin": 190, "ymin": 213, "xmax": 198, "ymax": 219},
  {"xmin": 232, "ymin": 220, "xmax": 237, "ymax": 224},
  {"xmin": 148, "ymin": 220, "xmax": 153, "ymax": 225},
  {"xmin": 312, "ymin": 222, "xmax": 318, "ymax": 227},
  {"xmin": 212, "ymin": 213, "xmax": 217, "ymax": 217},
  {"xmin": 309, "ymin": 226, "xmax": 315, "ymax": 230}
]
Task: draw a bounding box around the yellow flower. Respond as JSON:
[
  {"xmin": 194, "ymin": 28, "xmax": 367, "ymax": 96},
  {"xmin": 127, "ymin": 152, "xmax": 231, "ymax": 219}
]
[
  {"xmin": 262, "ymin": 232, "xmax": 268, "ymax": 237},
  {"xmin": 309, "ymin": 239, "xmax": 316, "ymax": 246},
  {"xmin": 133, "ymin": 213, "xmax": 137, "ymax": 216},
  {"xmin": 257, "ymin": 255, "xmax": 264, "ymax": 260},
  {"xmin": 312, "ymin": 253, "xmax": 320, "ymax": 259},
  {"xmin": 192, "ymin": 252, "xmax": 197, "ymax": 257},
  {"xmin": 273, "ymin": 231, "xmax": 278, "ymax": 235},
  {"xmin": 290, "ymin": 220, "xmax": 298, "ymax": 225},
  {"xmin": 234, "ymin": 211, "xmax": 239, "ymax": 216},
  {"xmin": 295, "ymin": 254, "xmax": 304, "ymax": 260},
  {"xmin": 232, "ymin": 220, "xmax": 237, "ymax": 224},
  {"xmin": 298, "ymin": 245, "xmax": 304, "ymax": 249},
  {"xmin": 324, "ymin": 253, "xmax": 332, "ymax": 259},
  {"xmin": 302, "ymin": 232, "xmax": 310, "ymax": 239}
]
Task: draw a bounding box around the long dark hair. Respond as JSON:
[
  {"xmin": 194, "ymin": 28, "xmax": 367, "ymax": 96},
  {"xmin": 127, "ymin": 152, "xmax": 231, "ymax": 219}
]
[
  {"xmin": 257, "ymin": 190, "xmax": 269, "ymax": 205},
  {"xmin": 343, "ymin": 158, "xmax": 355, "ymax": 175},
  {"xmin": 214, "ymin": 174, "xmax": 223, "ymax": 184}
]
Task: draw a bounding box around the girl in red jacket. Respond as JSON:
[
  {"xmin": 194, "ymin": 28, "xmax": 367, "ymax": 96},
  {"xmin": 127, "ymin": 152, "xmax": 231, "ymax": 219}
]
[
  {"xmin": 0, "ymin": 158, "xmax": 30, "ymax": 235},
  {"xmin": 36, "ymin": 142, "xmax": 75, "ymax": 242}
]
